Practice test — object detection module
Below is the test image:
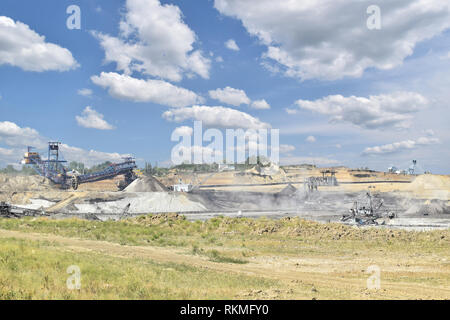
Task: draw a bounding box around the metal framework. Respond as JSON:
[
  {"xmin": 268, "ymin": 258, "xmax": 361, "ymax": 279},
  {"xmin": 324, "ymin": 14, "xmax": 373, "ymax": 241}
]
[
  {"xmin": 304, "ymin": 170, "xmax": 339, "ymax": 192},
  {"xmin": 341, "ymin": 190, "xmax": 396, "ymax": 225},
  {"xmin": 23, "ymin": 142, "xmax": 137, "ymax": 190}
]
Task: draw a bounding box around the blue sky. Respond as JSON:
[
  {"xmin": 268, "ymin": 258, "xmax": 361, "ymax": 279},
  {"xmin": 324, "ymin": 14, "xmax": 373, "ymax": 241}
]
[{"xmin": 1, "ymin": 0, "xmax": 449, "ymax": 173}]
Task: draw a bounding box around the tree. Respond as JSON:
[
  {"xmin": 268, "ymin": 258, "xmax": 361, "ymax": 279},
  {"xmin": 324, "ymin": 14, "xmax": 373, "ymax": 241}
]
[
  {"xmin": 144, "ymin": 162, "xmax": 153, "ymax": 175},
  {"xmin": 68, "ymin": 161, "xmax": 86, "ymax": 173}
]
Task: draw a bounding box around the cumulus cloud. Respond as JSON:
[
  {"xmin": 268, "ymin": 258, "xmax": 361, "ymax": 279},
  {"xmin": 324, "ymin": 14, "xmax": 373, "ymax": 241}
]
[
  {"xmin": 225, "ymin": 39, "xmax": 239, "ymax": 51},
  {"xmin": 363, "ymin": 136, "xmax": 440, "ymax": 155},
  {"xmin": 77, "ymin": 88, "xmax": 93, "ymax": 97},
  {"xmin": 76, "ymin": 107, "xmax": 115, "ymax": 130},
  {"xmin": 59, "ymin": 144, "xmax": 130, "ymax": 167},
  {"xmin": 214, "ymin": 0, "xmax": 450, "ymax": 80},
  {"xmin": 208, "ymin": 86, "xmax": 251, "ymax": 106},
  {"xmin": 0, "ymin": 121, "xmax": 46, "ymax": 148},
  {"xmin": 0, "ymin": 16, "xmax": 78, "ymax": 72},
  {"xmin": 162, "ymin": 105, "xmax": 271, "ymax": 130},
  {"xmin": 94, "ymin": 0, "xmax": 210, "ymax": 82},
  {"xmin": 285, "ymin": 108, "xmax": 298, "ymax": 115},
  {"xmin": 91, "ymin": 72, "xmax": 202, "ymax": 107},
  {"xmin": 278, "ymin": 144, "xmax": 295, "ymax": 153},
  {"xmin": 0, "ymin": 146, "xmax": 20, "ymax": 166},
  {"xmin": 0, "ymin": 121, "xmax": 129, "ymax": 168},
  {"xmin": 306, "ymin": 136, "xmax": 316, "ymax": 143},
  {"xmin": 173, "ymin": 126, "xmax": 193, "ymax": 136},
  {"xmin": 295, "ymin": 91, "xmax": 429, "ymax": 129},
  {"xmin": 250, "ymin": 99, "xmax": 271, "ymax": 110}
]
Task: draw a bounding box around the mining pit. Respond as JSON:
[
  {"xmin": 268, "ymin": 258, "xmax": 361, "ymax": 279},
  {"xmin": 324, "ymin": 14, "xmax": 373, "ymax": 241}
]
[{"xmin": 1, "ymin": 166, "xmax": 449, "ymax": 230}]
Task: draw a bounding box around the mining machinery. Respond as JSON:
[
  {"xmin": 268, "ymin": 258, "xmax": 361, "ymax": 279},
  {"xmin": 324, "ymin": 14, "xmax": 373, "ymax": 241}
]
[{"xmin": 23, "ymin": 142, "xmax": 137, "ymax": 190}]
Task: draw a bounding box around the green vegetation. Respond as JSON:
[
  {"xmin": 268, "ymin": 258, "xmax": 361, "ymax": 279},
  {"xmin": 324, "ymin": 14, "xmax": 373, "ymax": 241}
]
[
  {"xmin": 142, "ymin": 162, "xmax": 170, "ymax": 177},
  {"xmin": 170, "ymin": 156, "xmax": 274, "ymax": 173},
  {"xmin": 0, "ymin": 165, "xmax": 37, "ymax": 176},
  {"xmin": 0, "ymin": 215, "xmax": 448, "ymax": 258},
  {"xmin": 0, "ymin": 216, "xmax": 448, "ymax": 299},
  {"xmin": 68, "ymin": 161, "xmax": 85, "ymax": 173},
  {"xmin": 172, "ymin": 163, "xmax": 219, "ymax": 173},
  {"xmin": 0, "ymin": 237, "xmax": 275, "ymax": 299}
]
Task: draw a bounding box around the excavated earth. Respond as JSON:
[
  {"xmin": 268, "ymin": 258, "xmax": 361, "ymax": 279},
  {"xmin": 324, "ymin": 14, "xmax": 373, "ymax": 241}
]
[{"xmin": 1, "ymin": 173, "xmax": 449, "ymax": 229}]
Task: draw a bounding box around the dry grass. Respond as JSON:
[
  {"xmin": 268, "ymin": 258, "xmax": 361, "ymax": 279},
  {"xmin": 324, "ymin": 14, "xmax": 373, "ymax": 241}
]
[
  {"xmin": 0, "ymin": 237, "xmax": 276, "ymax": 299},
  {"xmin": 0, "ymin": 215, "xmax": 448, "ymax": 299}
]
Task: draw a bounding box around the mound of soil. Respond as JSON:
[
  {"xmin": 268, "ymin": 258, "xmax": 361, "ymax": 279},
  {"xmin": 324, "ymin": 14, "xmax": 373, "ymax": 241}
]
[
  {"xmin": 0, "ymin": 174, "xmax": 54, "ymax": 192},
  {"xmin": 409, "ymin": 175, "xmax": 450, "ymax": 191},
  {"xmin": 124, "ymin": 176, "xmax": 167, "ymax": 192},
  {"xmin": 406, "ymin": 200, "xmax": 450, "ymax": 216},
  {"xmin": 407, "ymin": 175, "xmax": 450, "ymax": 200},
  {"xmin": 278, "ymin": 184, "xmax": 298, "ymax": 196}
]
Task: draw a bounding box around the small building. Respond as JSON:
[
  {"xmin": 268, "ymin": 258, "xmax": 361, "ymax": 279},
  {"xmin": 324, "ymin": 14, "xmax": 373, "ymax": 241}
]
[
  {"xmin": 218, "ymin": 163, "xmax": 235, "ymax": 171},
  {"xmin": 172, "ymin": 183, "xmax": 193, "ymax": 192}
]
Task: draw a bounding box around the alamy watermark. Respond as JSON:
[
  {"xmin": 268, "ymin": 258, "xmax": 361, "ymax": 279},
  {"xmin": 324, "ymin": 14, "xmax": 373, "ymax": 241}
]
[
  {"xmin": 66, "ymin": 5, "xmax": 81, "ymax": 30},
  {"xmin": 66, "ymin": 265, "xmax": 81, "ymax": 290},
  {"xmin": 366, "ymin": 265, "xmax": 381, "ymax": 290},
  {"xmin": 171, "ymin": 121, "xmax": 279, "ymax": 165},
  {"xmin": 367, "ymin": 5, "xmax": 381, "ymax": 30}
]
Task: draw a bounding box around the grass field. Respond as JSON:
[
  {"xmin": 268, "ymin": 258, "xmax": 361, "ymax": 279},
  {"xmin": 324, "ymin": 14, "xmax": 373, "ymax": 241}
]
[{"xmin": 0, "ymin": 215, "xmax": 449, "ymax": 299}]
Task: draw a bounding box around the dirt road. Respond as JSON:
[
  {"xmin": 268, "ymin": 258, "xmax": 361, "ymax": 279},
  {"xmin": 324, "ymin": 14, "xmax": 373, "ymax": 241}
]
[{"xmin": 1, "ymin": 228, "xmax": 448, "ymax": 299}]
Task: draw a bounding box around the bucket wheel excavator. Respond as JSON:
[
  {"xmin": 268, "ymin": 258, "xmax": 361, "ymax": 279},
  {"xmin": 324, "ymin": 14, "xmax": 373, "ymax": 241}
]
[{"xmin": 23, "ymin": 142, "xmax": 137, "ymax": 190}]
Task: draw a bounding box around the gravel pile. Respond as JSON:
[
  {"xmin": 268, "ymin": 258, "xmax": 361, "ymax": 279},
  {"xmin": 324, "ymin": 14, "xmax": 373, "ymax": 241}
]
[
  {"xmin": 71, "ymin": 192, "xmax": 207, "ymax": 214},
  {"xmin": 124, "ymin": 176, "xmax": 167, "ymax": 192}
]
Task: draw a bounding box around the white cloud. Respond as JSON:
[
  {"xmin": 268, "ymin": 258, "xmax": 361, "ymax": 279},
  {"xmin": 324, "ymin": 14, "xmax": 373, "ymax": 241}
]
[
  {"xmin": 0, "ymin": 146, "xmax": 18, "ymax": 165},
  {"xmin": 250, "ymin": 99, "xmax": 271, "ymax": 110},
  {"xmin": 285, "ymin": 108, "xmax": 298, "ymax": 115},
  {"xmin": 260, "ymin": 60, "xmax": 281, "ymax": 75},
  {"xmin": 91, "ymin": 72, "xmax": 202, "ymax": 107},
  {"xmin": 59, "ymin": 144, "xmax": 130, "ymax": 167},
  {"xmin": 216, "ymin": 56, "xmax": 224, "ymax": 63},
  {"xmin": 77, "ymin": 88, "xmax": 93, "ymax": 97},
  {"xmin": 0, "ymin": 16, "xmax": 78, "ymax": 72},
  {"xmin": 305, "ymin": 136, "xmax": 316, "ymax": 143},
  {"xmin": 278, "ymin": 144, "xmax": 295, "ymax": 153},
  {"xmin": 162, "ymin": 105, "xmax": 271, "ymax": 130},
  {"xmin": 76, "ymin": 107, "xmax": 115, "ymax": 130},
  {"xmin": 0, "ymin": 121, "xmax": 46, "ymax": 148},
  {"xmin": 416, "ymin": 136, "xmax": 440, "ymax": 145},
  {"xmin": 225, "ymin": 39, "xmax": 239, "ymax": 51},
  {"xmin": 173, "ymin": 126, "xmax": 193, "ymax": 136},
  {"xmin": 363, "ymin": 136, "xmax": 440, "ymax": 155},
  {"xmin": 208, "ymin": 86, "xmax": 250, "ymax": 106},
  {"xmin": 295, "ymin": 92, "xmax": 429, "ymax": 129},
  {"xmin": 214, "ymin": 0, "xmax": 450, "ymax": 80},
  {"xmin": 94, "ymin": 0, "xmax": 210, "ymax": 82},
  {"xmin": 335, "ymin": 144, "xmax": 342, "ymax": 149},
  {"xmin": 0, "ymin": 147, "xmax": 14, "ymax": 157},
  {"xmin": 0, "ymin": 121, "xmax": 130, "ymax": 168}
]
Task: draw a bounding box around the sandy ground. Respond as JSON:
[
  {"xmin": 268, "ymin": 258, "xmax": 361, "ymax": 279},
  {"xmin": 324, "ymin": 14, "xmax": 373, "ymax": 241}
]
[
  {"xmin": 0, "ymin": 228, "xmax": 448, "ymax": 299},
  {"xmin": 2, "ymin": 170, "xmax": 449, "ymax": 230}
]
